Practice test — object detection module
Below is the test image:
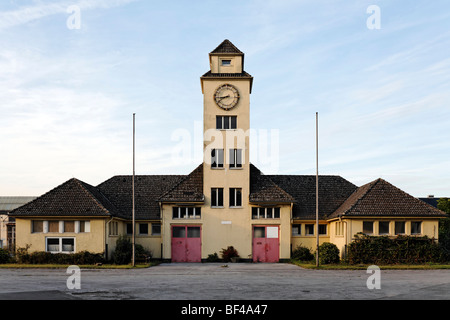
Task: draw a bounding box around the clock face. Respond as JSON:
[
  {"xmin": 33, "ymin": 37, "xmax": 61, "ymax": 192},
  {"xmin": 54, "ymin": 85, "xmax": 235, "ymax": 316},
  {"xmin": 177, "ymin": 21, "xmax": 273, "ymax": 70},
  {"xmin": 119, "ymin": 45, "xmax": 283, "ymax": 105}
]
[{"xmin": 214, "ymin": 84, "xmax": 240, "ymax": 110}]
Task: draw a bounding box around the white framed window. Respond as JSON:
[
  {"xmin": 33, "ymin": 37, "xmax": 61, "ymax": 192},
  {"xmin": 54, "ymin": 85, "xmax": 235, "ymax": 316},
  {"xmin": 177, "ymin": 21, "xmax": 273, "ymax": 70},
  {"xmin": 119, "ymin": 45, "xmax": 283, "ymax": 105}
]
[
  {"xmin": 172, "ymin": 207, "xmax": 201, "ymax": 219},
  {"xmin": 32, "ymin": 220, "xmax": 44, "ymax": 233},
  {"xmin": 211, "ymin": 149, "xmax": 224, "ymax": 168},
  {"xmin": 229, "ymin": 149, "xmax": 242, "ymax": 168},
  {"xmin": 216, "ymin": 116, "xmax": 237, "ymax": 130},
  {"xmin": 229, "ymin": 188, "xmax": 242, "ymax": 207},
  {"xmin": 46, "ymin": 237, "xmax": 75, "ymax": 253},
  {"xmin": 211, "ymin": 188, "xmax": 224, "ymax": 207},
  {"xmin": 251, "ymin": 207, "xmax": 280, "ymax": 219}
]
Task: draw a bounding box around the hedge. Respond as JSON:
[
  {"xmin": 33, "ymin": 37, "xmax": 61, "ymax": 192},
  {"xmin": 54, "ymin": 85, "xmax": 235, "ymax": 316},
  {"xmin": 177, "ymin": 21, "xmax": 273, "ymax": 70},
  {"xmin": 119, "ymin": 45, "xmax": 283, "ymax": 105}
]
[
  {"xmin": 347, "ymin": 233, "xmax": 447, "ymax": 264},
  {"xmin": 15, "ymin": 247, "xmax": 104, "ymax": 265}
]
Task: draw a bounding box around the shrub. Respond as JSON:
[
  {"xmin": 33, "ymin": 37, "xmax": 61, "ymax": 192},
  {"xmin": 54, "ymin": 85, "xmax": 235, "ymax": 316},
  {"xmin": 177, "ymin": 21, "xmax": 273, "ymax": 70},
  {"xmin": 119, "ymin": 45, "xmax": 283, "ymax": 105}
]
[
  {"xmin": 220, "ymin": 246, "xmax": 239, "ymax": 262},
  {"xmin": 206, "ymin": 252, "xmax": 220, "ymax": 262},
  {"xmin": 347, "ymin": 234, "xmax": 445, "ymax": 264},
  {"xmin": 113, "ymin": 235, "xmax": 132, "ymax": 264},
  {"xmin": 0, "ymin": 248, "xmax": 10, "ymax": 264},
  {"xmin": 291, "ymin": 245, "xmax": 314, "ymax": 261},
  {"xmin": 316, "ymin": 242, "xmax": 340, "ymax": 264}
]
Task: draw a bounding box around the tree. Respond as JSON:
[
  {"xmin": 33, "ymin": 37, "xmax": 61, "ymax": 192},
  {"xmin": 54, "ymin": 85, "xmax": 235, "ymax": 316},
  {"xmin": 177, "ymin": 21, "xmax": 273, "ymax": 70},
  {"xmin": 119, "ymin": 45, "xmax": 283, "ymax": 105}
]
[{"xmin": 438, "ymin": 198, "xmax": 450, "ymax": 261}]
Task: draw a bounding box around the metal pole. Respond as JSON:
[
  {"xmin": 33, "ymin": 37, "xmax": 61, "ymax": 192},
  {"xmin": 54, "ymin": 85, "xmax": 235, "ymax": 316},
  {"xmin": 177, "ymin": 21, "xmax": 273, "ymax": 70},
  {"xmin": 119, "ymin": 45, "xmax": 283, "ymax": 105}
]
[
  {"xmin": 316, "ymin": 112, "xmax": 319, "ymax": 267},
  {"xmin": 132, "ymin": 113, "xmax": 136, "ymax": 267}
]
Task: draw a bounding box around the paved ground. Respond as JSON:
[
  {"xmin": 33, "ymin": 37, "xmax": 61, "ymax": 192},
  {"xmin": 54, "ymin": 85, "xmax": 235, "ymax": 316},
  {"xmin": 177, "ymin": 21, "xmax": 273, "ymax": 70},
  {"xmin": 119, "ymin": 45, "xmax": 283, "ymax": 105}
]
[{"xmin": 0, "ymin": 263, "xmax": 449, "ymax": 300}]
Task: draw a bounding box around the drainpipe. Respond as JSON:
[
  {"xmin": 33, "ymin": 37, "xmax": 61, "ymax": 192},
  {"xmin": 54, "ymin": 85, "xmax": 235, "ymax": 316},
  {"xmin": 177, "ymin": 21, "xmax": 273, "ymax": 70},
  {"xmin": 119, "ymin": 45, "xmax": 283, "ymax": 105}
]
[{"xmin": 105, "ymin": 216, "xmax": 114, "ymax": 261}]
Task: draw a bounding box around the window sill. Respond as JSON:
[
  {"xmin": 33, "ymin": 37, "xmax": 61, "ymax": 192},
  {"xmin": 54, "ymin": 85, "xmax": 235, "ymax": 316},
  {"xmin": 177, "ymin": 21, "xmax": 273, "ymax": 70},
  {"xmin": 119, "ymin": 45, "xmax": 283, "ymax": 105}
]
[
  {"xmin": 211, "ymin": 206, "xmax": 224, "ymax": 209},
  {"xmin": 211, "ymin": 167, "xmax": 225, "ymax": 170},
  {"xmin": 230, "ymin": 206, "xmax": 243, "ymax": 209}
]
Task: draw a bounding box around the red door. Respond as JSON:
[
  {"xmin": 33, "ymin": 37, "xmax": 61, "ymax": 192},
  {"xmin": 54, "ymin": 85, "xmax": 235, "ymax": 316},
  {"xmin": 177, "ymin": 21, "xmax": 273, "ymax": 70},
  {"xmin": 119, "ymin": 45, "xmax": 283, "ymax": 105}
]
[
  {"xmin": 253, "ymin": 226, "xmax": 279, "ymax": 263},
  {"xmin": 171, "ymin": 226, "xmax": 201, "ymax": 262}
]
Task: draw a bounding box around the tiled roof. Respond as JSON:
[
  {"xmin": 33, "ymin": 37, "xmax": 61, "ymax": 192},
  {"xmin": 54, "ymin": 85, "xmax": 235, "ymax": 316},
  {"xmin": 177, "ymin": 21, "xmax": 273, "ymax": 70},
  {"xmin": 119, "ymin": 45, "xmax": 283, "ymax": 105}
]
[
  {"xmin": 210, "ymin": 39, "xmax": 243, "ymax": 54},
  {"xmin": 159, "ymin": 164, "xmax": 204, "ymax": 203},
  {"xmin": 268, "ymin": 175, "xmax": 357, "ymax": 220},
  {"xmin": 329, "ymin": 178, "xmax": 447, "ymax": 218},
  {"xmin": 9, "ymin": 178, "xmax": 120, "ymax": 217},
  {"xmin": 249, "ymin": 164, "xmax": 295, "ymax": 204},
  {"xmin": 97, "ymin": 175, "xmax": 185, "ymax": 220},
  {"xmin": 201, "ymin": 71, "xmax": 253, "ymax": 78}
]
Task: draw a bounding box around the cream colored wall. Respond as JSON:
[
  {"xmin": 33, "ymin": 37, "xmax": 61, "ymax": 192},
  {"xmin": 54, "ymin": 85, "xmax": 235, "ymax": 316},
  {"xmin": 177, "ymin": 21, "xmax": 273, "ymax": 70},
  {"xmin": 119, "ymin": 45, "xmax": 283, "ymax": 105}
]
[
  {"xmin": 106, "ymin": 220, "xmax": 162, "ymax": 259},
  {"xmin": 210, "ymin": 55, "xmax": 243, "ymax": 74},
  {"xmin": 162, "ymin": 203, "xmax": 292, "ymax": 260},
  {"xmin": 15, "ymin": 218, "xmax": 105, "ymax": 254},
  {"xmin": 291, "ymin": 221, "xmax": 331, "ymax": 254}
]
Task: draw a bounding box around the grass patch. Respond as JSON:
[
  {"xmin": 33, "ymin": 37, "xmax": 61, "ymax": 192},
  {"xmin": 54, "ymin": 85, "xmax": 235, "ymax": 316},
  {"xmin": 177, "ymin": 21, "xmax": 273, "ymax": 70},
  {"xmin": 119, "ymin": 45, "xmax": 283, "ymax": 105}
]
[{"xmin": 290, "ymin": 260, "xmax": 450, "ymax": 270}]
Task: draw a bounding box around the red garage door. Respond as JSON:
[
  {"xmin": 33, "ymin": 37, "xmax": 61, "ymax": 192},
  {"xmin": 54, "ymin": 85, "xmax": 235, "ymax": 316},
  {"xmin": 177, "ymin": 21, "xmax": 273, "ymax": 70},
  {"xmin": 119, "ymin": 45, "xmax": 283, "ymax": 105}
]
[
  {"xmin": 252, "ymin": 226, "xmax": 279, "ymax": 263},
  {"xmin": 171, "ymin": 226, "xmax": 201, "ymax": 262}
]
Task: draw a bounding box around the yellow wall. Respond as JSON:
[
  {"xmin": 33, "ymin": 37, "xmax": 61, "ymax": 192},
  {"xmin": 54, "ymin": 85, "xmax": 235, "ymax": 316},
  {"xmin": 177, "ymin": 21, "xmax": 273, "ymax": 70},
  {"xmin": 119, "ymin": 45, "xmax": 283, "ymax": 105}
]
[
  {"xmin": 15, "ymin": 218, "xmax": 105, "ymax": 254},
  {"xmin": 162, "ymin": 203, "xmax": 292, "ymax": 260}
]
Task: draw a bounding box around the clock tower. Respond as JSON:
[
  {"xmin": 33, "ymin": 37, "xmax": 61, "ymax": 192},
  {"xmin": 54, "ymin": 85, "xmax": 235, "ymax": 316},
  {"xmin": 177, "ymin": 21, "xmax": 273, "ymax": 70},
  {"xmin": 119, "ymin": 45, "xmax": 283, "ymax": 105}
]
[{"xmin": 200, "ymin": 39, "xmax": 254, "ymax": 255}]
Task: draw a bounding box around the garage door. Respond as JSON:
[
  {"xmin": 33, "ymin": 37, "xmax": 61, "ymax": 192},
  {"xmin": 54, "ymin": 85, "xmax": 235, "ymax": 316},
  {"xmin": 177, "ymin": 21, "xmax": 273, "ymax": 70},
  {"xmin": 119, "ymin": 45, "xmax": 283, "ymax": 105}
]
[
  {"xmin": 252, "ymin": 226, "xmax": 279, "ymax": 263},
  {"xmin": 171, "ymin": 225, "xmax": 201, "ymax": 262}
]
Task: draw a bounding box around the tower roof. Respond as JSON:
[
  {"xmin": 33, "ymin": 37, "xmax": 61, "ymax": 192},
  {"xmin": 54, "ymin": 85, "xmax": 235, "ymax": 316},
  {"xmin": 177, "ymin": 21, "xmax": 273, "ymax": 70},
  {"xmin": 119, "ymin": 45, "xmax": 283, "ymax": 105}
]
[{"xmin": 210, "ymin": 39, "xmax": 243, "ymax": 55}]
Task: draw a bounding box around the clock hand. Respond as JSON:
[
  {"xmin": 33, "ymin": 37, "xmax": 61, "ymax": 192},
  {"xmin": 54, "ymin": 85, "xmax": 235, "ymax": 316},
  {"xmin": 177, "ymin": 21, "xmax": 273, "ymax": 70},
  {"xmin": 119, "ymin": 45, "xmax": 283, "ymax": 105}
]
[{"xmin": 217, "ymin": 95, "xmax": 230, "ymax": 101}]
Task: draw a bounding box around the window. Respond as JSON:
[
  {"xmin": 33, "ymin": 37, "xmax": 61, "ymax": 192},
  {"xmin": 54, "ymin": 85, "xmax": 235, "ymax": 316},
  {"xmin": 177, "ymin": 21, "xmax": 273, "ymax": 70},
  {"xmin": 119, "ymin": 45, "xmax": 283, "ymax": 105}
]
[
  {"xmin": 211, "ymin": 188, "xmax": 224, "ymax": 207},
  {"xmin": 152, "ymin": 223, "xmax": 161, "ymax": 236},
  {"xmin": 32, "ymin": 220, "xmax": 43, "ymax": 233},
  {"xmin": 64, "ymin": 221, "xmax": 75, "ymax": 233},
  {"xmin": 395, "ymin": 221, "xmax": 405, "ymax": 235},
  {"xmin": 187, "ymin": 226, "xmax": 201, "ymax": 238},
  {"xmin": 229, "ymin": 188, "xmax": 242, "ymax": 207},
  {"xmin": 172, "ymin": 226, "xmax": 186, "ymax": 238},
  {"xmin": 211, "ymin": 149, "xmax": 224, "ymax": 168},
  {"xmin": 252, "ymin": 207, "xmax": 281, "ymax": 219},
  {"xmin": 379, "ymin": 221, "xmax": 390, "ymax": 235},
  {"xmin": 319, "ymin": 225, "xmax": 327, "ymax": 235},
  {"xmin": 229, "ymin": 149, "xmax": 242, "ymax": 168},
  {"xmin": 109, "ymin": 221, "xmax": 118, "ymax": 236},
  {"xmin": 254, "ymin": 227, "xmax": 265, "ymax": 238},
  {"xmin": 216, "ymin": 116, "xmax": 237, "ymax": 130},
  {"xmin": 79, "ymin": 221, "xmax": 90, "ymax": 233},
  {"xmin": 305, "ymin": 224, "xmax": 314, "ymax": 236},
  {"xmin": 411, "ymin": 221, "xmax": 422, "ymax": 235},
  {"xmin": 172, "ymin": 207, "xmax": 201, "ymax": 219},
  {"xmin": 335, "ymin": 222, "xmax": 344, "ymax": 236},
  {"xmin": 221, "ymin": 59, "xmax": 231, "ymax": 66},
  {"xmin": 48, "ymin": 221, "xmax": 59, "ymax": 233},
  {"xmin": 139, "ymin": 223, "xmax": 149, "ymax": 235},
  {"xmin": 126, "ymin": 223, "xmax": 133, "ymax": 235},
  {"xmin": 292, "ymin": 224, "xmax": 301, "ymax": 236},
  {"xmin": 46, "ymin": 237, "xmax": 74, "ymax": 253},
  {"xmin": 363, "ymin": 221, "xmax": 374, "ymax": 235}
]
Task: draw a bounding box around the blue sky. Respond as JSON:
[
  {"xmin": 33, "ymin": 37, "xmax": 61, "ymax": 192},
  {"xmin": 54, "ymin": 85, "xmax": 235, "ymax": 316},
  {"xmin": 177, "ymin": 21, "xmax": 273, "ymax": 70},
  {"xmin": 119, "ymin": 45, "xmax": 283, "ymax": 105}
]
[{"xmin": 1, "ymin": 0, "xmax": 449, "ymax": 198}]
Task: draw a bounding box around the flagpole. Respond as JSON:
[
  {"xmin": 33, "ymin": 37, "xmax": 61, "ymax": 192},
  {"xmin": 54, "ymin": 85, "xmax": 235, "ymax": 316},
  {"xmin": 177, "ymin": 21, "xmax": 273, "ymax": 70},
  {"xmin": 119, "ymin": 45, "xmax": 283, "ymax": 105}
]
[
  {"xmin": 316, "ymin": 112, "xmax": 319, "ymax": 268},
  {"xmin": 132, "ymin": 113, "xmax": 136, "ymax": 267}
]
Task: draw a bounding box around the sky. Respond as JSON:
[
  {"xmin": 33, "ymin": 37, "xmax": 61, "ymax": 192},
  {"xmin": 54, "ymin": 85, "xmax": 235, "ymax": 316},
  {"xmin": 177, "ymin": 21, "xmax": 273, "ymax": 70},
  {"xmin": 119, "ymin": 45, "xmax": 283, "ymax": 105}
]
[{"xmin": 0, "ymin": 0, "xmax": 449, "ymax": 198}]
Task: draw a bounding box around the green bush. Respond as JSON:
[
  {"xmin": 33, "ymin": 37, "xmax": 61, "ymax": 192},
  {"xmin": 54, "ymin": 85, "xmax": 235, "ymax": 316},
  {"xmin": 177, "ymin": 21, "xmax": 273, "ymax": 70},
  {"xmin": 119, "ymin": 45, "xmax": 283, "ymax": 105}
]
[
  {"xmin": 291, "ymin": 245, "xmax": 314, "ymax": 261},
  {"xmin": 347, "ymin": 233, "xmax": 445, "ymax": 264},
  {"xmin": 0, "ymin": 248, "xmax": 11, "ymax": 264},
  {"xmin": 220, "ymin": 246, "xmax": 239, "ymax": 262},
  {"xmin": 206, "ymin": 252, "xmax": 220, "ymax": 262},
  {"xmin": 113, "ymin": 235, "xmax": 132, "ymax": 264},
  {"xmin": 13, "ymin": 244, "xmax": 104, "ymax": 265},
  {"xmin": 316, "ymin": 242, "xmax": 340, "ymax": 264}
]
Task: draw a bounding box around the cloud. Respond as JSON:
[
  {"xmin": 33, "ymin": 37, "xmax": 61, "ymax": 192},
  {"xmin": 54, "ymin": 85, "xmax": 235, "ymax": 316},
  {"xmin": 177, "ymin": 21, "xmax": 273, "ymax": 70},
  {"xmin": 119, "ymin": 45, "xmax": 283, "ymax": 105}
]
[{"xmin": 0, "ymin": 0, "xmax": 138, "ymax": 30}]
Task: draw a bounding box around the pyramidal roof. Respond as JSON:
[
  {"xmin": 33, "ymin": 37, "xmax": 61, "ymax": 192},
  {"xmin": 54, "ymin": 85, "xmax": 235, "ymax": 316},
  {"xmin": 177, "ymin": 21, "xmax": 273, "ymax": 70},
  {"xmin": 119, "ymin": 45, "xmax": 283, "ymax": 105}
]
[
  {"xmin": 210, "ymin": 39, "xmax": 243, "ymax": 54},
  {"xmin": 329, "ymin": 178, "xmax": 447, "ymax": 218}
]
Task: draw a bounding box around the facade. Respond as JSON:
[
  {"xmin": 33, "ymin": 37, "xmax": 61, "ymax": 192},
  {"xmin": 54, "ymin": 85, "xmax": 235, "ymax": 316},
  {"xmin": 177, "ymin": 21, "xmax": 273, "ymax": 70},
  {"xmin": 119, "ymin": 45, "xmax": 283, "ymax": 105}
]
[
  {"xmin": 9, "ymin": 40, "xmax": 447, "ymax": 262},
  {"xmin": 0, "ymin": 197, "xmax": 36, "ymax": 250}
]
